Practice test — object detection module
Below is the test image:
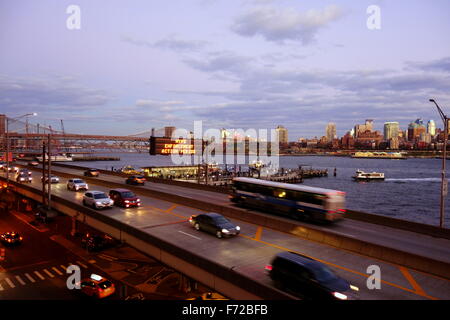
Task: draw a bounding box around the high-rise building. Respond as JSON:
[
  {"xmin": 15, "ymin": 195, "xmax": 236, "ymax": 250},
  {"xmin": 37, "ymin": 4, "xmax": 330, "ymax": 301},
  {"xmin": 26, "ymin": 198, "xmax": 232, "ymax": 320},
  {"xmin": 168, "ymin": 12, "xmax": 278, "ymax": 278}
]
[
  {"xmin": 384, "ymin": 122, "xmax": 399, "ymax": 140},
  {"xmin": 164, "ymin": 126, "xmax": 176, "ymax": 138},
  {"xmin": 365, "ymin": 119, "xmax": 374, "ymax": 132},
  {"xmin": 326, "ymin": 123, "xmax": 337, "ymax": 142},
  {"xmin": 427, "ymin": 120, "xmax": 436, "ymax": 136},
  {"xmin": 408, "ymin": 119, "xmax": 426, "ymax": 141},
  {"xmin": 275, "ymin": 125, "xmax": 288, "ymax": 144},
  {"xmin": 354, "ymin": 119, "xmax": 374, "ymax": 138}
]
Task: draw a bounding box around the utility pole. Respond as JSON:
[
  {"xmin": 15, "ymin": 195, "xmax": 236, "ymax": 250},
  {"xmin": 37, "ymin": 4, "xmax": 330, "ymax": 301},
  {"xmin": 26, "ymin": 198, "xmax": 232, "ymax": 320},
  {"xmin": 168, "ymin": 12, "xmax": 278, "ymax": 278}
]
[
  {"xmin": 42, "ymin": 141, "xmax": 46, "ymax": 207},
  {"xmin": 429, "ymin": 99, "xmax": 448, "ymax": 228},
  {"xmin": 47, "ymin": 134, "xmax": 52, "ymax": 211}
]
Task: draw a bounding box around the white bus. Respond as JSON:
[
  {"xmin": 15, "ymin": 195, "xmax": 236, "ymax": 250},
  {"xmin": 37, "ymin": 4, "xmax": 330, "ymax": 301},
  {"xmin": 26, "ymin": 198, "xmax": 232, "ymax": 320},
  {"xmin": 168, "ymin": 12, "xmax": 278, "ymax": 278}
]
[{"xmin": 230, "ymin": 177, "xmax": 346, "ymax": 223}]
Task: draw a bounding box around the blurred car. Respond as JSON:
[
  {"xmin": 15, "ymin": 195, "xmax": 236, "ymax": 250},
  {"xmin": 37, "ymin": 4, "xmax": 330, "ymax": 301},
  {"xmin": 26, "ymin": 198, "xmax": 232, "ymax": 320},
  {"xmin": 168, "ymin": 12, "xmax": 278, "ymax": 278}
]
[
  {"xmin": 125, "ymin": 175, "xmax": 146, "ymax": 185},
  {"xmin": 41, "ymin": 175, "xmax": 60, "ymax": 184},
  {"xmin": 0, "ymin": 161, "xmax": 6, "ymax": 169},
  {"xmin": 28, "ymin": 161, "xmax": 39, "ymax": 166},
  {"xmin": 81, "ymin": 233, "xmax": 117, "ymax": 252},
  {"xmin": 1, "ymin": 232, "xmax": 23, "ymax": 245},
  {"xmin": 84, "ymin": 168, "xmax": 100, "ymax": 177},
  {"xmin": 18, "ymin": 168, "xmax": 32, "ymax": 176},
  {"xmin": 77, "ymin": 274, "xmax": 115, "ymax": 299},
  {"xmin": 67, "ymin": 178, "xmax": 88, "ymax": 191},
  {"xmin": 109, "ymin": 189, "xmax": 141, "ymax": 208},
  {"xmin": 265, "ymin": 251, "xmax": 359, "ymax": 300},
  {"xmin": 189, "ymin": 212, "xmax": 240, "ymax": 239},
  {"xmin": 8, "ymin": 166, "xmax": 20, "ymax": 173},
  {"xmin": 16, "ymin": 172, "xmax": 32, "ymax": 183},
  {"xmin": 187, "ymin": 292, "xmax": 228, "ymax": 300},
  {"xmin": 83, "ymin": 191, "xmax": 114, "ymax": 209}
]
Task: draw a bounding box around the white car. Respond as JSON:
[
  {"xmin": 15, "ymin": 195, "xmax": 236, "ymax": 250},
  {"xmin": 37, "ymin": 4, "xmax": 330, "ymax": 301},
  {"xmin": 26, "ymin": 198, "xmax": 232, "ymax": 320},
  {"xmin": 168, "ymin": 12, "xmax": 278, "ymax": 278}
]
[
  {"xmin": 83, "ymin": 191, "xmax": 114, "ymax": 210},
  {"xmin": 67, "ymin": 178, "xmax": 88, "ymax": 191},
  {"xmin": 42, "ymin": 175, "xmax": 60, "ymax": 184}
]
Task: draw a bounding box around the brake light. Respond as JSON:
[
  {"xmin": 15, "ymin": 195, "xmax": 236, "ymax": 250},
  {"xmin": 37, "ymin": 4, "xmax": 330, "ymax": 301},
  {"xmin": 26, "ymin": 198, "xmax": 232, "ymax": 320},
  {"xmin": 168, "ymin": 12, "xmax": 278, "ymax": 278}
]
[
  {"xmin": 337, "ymin": 209, "xmax": 346, "ymax": 213},
  {"xmin": 189, "ymin": 216, "xmax": 193, "ymax": 222},
  {"xmin": 265, "ymin": 265, "xmax": 272, "ymax": 271}
]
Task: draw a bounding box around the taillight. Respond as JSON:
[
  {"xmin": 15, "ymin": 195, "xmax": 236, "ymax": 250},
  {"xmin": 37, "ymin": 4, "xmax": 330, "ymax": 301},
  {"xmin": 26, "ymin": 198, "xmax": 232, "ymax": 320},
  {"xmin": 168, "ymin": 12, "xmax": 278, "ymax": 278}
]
[
  {"xmin": 265, "ymin": 265, "xmax": 272, "ymax": 271},
  {"xmin": 189, "ymin": 216, "xmax": 193, "ymax": 222},
  {"xmin": 337, "ymin": 209, "xmax": 346, "ymax": 213}
]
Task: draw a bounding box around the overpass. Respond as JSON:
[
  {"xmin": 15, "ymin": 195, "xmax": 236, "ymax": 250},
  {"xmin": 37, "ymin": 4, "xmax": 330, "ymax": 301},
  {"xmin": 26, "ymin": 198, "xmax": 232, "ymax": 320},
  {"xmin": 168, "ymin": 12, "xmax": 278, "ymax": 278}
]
[{"xmin": 1, "ymin": 163, "xmax": 450, "ymax": 300}]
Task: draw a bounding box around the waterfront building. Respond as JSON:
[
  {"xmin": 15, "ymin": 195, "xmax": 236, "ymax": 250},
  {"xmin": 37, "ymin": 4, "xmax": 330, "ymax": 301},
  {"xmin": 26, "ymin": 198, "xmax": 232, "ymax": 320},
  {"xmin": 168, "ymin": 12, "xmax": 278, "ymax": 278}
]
[
  {"xmin": 389, "ymin": 137, "xmax": 399, "ymax": 149},
  {"xmin": 276, "ymin": 125, "xmax": 288, "ymax": 144},
  {"xmin": 326, "ymin": 123, "xmax": 337, "ymax": 142},
  {"xmin": 427, "ymin": 120, "xmax": 436, "ymax": 136},
  {"xmin": 384, "ymin": 122, "xmax": 399, "ymax": 140},
  {"xmin": 408, "ymin": 120, "xmax": 426, "ymax": 142},
  {"xmin": 164, "ymin": 126, "xmax": 176, "ymax": 138},
  {"xmin": 354, "ymin": 119, "xmax": 374, "ymax": 138}
]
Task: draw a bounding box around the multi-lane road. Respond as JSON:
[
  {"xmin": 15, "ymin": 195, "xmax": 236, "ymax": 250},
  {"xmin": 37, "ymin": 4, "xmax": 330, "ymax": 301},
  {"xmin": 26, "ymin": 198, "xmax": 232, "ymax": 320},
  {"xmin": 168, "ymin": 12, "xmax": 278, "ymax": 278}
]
[{"xmin": 2, "ymin": 165, "xmax": 450, "ymax": 300}]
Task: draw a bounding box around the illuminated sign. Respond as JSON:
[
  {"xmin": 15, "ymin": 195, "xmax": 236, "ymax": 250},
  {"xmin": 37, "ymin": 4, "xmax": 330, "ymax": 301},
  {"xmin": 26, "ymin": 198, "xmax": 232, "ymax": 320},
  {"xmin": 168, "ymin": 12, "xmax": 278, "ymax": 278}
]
[{"xmin": 149, "ymin": 137, "xmax": 198, "ymax": 155}]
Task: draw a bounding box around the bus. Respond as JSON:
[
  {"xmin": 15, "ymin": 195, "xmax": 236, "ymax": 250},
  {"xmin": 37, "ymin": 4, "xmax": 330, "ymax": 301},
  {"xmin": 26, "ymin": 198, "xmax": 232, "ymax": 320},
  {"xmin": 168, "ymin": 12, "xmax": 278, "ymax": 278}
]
[{"xmin": 229, "ymin": 177, "xmax": 346, "ymax": 223}]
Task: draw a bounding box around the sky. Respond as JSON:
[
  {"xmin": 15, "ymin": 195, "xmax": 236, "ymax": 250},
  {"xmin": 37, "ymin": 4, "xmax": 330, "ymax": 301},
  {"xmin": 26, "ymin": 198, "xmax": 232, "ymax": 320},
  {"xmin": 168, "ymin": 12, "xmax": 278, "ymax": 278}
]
[{"xmin": 1, "ymin": 0, "xmax": 450, "ymax": 139}]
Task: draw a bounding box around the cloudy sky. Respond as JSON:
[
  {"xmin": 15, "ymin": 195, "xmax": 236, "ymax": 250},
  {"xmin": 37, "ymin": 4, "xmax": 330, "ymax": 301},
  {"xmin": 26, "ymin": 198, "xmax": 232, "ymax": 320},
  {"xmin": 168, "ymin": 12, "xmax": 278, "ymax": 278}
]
[{"xmin": 1, "ymin": 0, "xmax": 450, "ymax": 139}]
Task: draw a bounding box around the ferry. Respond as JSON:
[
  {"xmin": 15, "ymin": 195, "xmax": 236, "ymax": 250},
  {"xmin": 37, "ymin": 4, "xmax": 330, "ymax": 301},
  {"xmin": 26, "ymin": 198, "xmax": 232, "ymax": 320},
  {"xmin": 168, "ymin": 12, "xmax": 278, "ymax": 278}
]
[
  {"xmin": 351, "ymin": 152, "xmax": 406, "ymax": 160},
  {"xmin": 352, "ymin": 170, "xmax": 385, "ymax": 181}
]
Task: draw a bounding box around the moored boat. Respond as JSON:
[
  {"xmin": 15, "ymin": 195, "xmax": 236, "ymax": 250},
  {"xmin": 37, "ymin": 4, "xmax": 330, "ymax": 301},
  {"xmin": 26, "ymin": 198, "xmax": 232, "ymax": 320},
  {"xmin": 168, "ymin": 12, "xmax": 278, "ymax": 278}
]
[{"xmin": 352, "ymin": 170, "xmax": 385, "ymax": 181}]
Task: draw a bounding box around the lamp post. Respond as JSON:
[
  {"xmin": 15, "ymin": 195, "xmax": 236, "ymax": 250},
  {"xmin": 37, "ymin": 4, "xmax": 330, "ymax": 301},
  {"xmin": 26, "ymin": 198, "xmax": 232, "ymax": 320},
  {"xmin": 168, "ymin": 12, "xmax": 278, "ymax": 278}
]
[
  {"xmin": 5, "ymin": 113, "xmax": 37, "ymax": 185},
  {"xmin": 429, "ymin": 99, "xmax": 448, "ymax": 228}
]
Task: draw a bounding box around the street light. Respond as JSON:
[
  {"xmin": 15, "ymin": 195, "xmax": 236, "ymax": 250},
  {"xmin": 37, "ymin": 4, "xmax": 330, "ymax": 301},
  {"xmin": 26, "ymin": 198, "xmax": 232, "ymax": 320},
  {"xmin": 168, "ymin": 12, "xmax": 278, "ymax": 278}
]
[
  {"xmin": 5, "ymin": 113, "xmax": 38, "ymax": 184},
  {"xmin": 429, "ymin": 99, "xmax": 448, "ymax": 228}
]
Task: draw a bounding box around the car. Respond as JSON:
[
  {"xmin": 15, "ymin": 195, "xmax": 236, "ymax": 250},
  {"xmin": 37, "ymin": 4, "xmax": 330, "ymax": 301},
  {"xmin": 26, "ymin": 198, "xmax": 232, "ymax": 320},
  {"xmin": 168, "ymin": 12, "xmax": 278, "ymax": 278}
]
[
  {"xmin": 67, "ymin": 178, "xmax": 89, "ymax": 191},
  {"xmin": 28, "ymin": 161, "xmax": 39, "ymax": 166},
  {"xmin": 41, "ymin": 175, "xmax": 60, "ymax": 184},
  {"xmin": 16, "ymin": 172, "xmax": 32, "ymax": 183},
  {"xmin": 109, "ymin": 189, "xmax": 141, "ymax": 208},
  {"xmin": 265, "ymin": 251, "xmax": 359, "ymax": 300},
  {"xmin": 83, "ymin": 191, "xmax": 114, "ymax": 209},
  {"xmin": 84, "ymin": 168, "xmax": 100, "ymax": 177},
  {"xmin": 0, "ymin": 162, "xmax": 6, "ymax": 169},
  {"xmin": 8, "ymin": 166, "xmax": 19, "ymax": 173},
  {"xmin": 125, "ymin": 175, "xmax": 146, "ymax": 185},
  {"xmin": 187, "ymin": 292, "xmax": 228, "ymax": 300},
  {"xmin": 1, "ymin": 232, "xmax": 23, "ymax": 245},
  {"xmin": 81, "ymin": 233, "xmax": 117, "ymax": 252},
  {"xmin": 77, "ymin": 274, "xmax": 116, "ymax": 299},
  {"xmin": 189, "ymin": 212, "xmax": 240, "ymax": 239},
  {"xmin": 18, "ymin": 168, "xmax": 32, "ymax": 176}
]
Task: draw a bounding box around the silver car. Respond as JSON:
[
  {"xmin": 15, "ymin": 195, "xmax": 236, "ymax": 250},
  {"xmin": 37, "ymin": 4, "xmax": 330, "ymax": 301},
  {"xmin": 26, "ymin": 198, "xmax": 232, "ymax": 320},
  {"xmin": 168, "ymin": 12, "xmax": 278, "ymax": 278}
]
[
  {"xmin": 83, "ymin": 191, "xmax": 114, "ymax": 210},
  {"xmin": 42, "ymin": 175, "xmax": 60, "ymax": 184},
  {"xmin": 67, "ymin": 178, "xmax": 88, "ymax": 191}
]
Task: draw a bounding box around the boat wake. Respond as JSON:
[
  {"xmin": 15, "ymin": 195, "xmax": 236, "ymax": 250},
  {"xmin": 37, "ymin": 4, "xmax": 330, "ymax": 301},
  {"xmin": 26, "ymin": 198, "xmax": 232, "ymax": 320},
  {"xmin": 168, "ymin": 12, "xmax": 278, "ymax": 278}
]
[{"xmin": 385, "ymin": 178, "xmax": 448, "ymax": 182}]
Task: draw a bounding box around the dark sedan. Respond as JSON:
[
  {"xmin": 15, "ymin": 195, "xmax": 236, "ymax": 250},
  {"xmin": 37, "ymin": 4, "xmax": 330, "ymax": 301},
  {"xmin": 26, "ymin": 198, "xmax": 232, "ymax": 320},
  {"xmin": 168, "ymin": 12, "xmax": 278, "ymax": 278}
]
[
  {"xmin": 1, "ymin": 232, "xmax": 23, "ymax": 245},
  {"xmin": 84, "ymin": 168, "xmax": 100, "ymax": 177},
  {"xmin": 189, "ymin": 212, "xmax": 240, "ymax": 239}
]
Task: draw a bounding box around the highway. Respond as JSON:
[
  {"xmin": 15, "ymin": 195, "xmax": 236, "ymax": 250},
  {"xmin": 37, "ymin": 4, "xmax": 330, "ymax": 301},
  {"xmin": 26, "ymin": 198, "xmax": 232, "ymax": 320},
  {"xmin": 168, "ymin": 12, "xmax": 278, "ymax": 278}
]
[
  {"xmin": 2, "ymin": 167, "xmax": 450, "ymax": 299},
  {"xmin": 29, "ymin": 163, "xmax": 450, "ymax": 264}
]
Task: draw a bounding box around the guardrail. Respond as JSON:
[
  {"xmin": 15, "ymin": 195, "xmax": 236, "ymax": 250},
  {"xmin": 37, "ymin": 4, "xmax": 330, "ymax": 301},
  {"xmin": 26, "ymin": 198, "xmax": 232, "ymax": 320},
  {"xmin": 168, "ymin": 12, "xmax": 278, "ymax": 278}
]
[{"xmin": 1, "ymin": 176, "xmax": 294, "ymax": 300}]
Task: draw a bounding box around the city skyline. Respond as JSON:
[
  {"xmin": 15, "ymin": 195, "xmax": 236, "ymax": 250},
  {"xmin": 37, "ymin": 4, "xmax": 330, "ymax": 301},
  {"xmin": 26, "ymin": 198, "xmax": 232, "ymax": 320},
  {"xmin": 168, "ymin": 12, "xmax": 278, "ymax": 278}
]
[{"xmin": 1, "ymin": 0, "xmax": 450, "ymax": 138}]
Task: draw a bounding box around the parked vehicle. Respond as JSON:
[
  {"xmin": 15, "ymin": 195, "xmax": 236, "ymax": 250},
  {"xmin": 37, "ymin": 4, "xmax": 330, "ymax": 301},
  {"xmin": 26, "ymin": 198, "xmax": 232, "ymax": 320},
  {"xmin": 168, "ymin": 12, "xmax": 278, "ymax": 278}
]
[
  {"xmin": 189, "ymin": 212, "xmax": 240, "ymax": 239},
  {"xmin": 81, "ymin": 233, "xmax": 117, "ymax": 252},
  {"xmin": 84, "ymin": 168, "xmax": 100, "ymax": 177},
  {"xmin": 83, "ymin": 191, "xmax": 114, "ymax": 209},
  {"xmin": 125, "ymin": 175, "xmax": 146, "ymax": 185},
  {"xmin": 265, "ymin": 251, "xmax": 359, "ymax": 300},
  {"xmin": 109, "ymin": 189, "xmax": 141, "ymax": 208},
  {"xmin": 67, "ymin": 178, "xmax": 89, "ymax": 191}
]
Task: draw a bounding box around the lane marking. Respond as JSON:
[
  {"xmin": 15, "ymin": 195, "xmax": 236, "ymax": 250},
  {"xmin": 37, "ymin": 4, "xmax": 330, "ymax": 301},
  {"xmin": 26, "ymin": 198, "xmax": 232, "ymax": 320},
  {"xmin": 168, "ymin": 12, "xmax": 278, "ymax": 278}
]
[
  {"xmin": 254, "ymin": 226, "xmax": 263, "ymax": 241},
  {"xmin": 398, "ymin": 266, "xmax": 432, "ymax": 298},
  {"xmin": 178, "ymin": 231, "xmax": 202, "ymax": 240},
  {"xmin": 60, "ymin": 265, "xmax": 67, "ymax": 272},
  {"xmin": 165, "ymin": 205, "xmax": 178, "ymax": 212},
  {"xmin": 239, "ymin": 233, "xmax": 439, "ymax": 300},
  {"xmin": 15, "ymin": 275, "xmax": 26, "ymax": 285},
  {"xmin": 34, "ymin": 271, "xmax": 45, "ymax": 280},
  {"xmin": 52, "ymin": 267, "xmax": 63, "ymax": 276},
  {"xmin": 4, "ymin": 277, "xmax": 15, "ymax": 288},
  {"xmin": 98, "ymin": 254, "xmax": 117, "ymax": 261},
  {"xmin": 43, "ymin": 269, "xmax": 54, "ymax": 278},
  {"xmin": 0, "ymin": 283, "xmax": 3, "ymax": 291},
  {"xmin": 98, "ymin": 254, "xmax": 115, "ymax": 262},
  {"xmin": 25, "ymin": 273, "xmax": 35, "ymax": 283},
  {"xmin": 76, "ymin": 261, "xmax": 88, "ymax": 269}
]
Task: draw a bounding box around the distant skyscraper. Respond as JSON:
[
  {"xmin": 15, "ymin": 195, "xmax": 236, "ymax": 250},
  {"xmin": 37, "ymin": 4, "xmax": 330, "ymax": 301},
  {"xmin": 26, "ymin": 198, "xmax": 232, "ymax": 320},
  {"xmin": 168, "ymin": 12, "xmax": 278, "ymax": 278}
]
[
  {"xmin": 384, "ymin": 122, "xmax": 399, "ymax": 140},
  {"xmin": 326, "ymin": 123, "xmax": 337, "ymax": 142},
  {"xmin": 365, "ymin": 119, "xmax": 374, "ymax": 132},
  {"xmin": 427, "ymin": 120, "xmax": 436, "ymax": 136},
  {"xmin": 408, "ymin": 119, "xmax": 426, "ymax": 141},
  {"xmin": 276, "ymin": 125, "xmax": 288, "ymax": 144}
]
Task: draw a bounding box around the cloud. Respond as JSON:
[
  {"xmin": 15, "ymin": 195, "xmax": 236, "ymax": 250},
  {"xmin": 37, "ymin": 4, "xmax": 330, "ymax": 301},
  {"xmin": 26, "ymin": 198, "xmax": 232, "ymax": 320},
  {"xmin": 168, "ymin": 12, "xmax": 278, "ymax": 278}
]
[
  {"xmin": 0, "ymin": 75, "xmax": 112, "ymax": 115},
  {"xmin": 231, "ymin": 5, "xmax": 344, "ymax": 45},
  {"xmin": 406, "ymin": 56, "xmax": 450, "ymax": 73},
  {"xmin": 121, "ymin": 34, "xmax": 208, "ymax": 52}
]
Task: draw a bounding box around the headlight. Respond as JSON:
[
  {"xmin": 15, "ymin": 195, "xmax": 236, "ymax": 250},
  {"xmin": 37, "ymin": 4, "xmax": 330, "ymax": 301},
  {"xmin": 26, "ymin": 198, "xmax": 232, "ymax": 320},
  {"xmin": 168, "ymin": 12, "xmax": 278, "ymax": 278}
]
[
  {"xmin": 236, "ymin": 226, "xmax": 240, "ymax": 231},
  {"xmin": 124, "ymin": 200, "xmax": 130, "ymax": 203},
  {"xmin": 221, "ymin": 229, "xmax": 230, "ymax": 233},
  {"xmin": 333, "ymin": 292, "xmax": 348, "ymax": 300},
  {"xmin": 96, "ymin": 201, "xmax": 102, "ymax": 205},
  {"xmin": 350, "ymin": 285, "xmax": 359, "ymax": 292}
]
